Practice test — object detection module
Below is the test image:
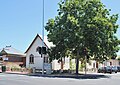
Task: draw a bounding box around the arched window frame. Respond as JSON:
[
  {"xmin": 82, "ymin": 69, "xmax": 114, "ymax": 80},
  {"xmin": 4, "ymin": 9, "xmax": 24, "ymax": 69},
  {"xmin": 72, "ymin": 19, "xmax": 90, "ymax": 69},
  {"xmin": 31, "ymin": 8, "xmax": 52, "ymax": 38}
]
[{"xmin": 29, "ymin": 54, "xmax": 34, "ymax": 64}]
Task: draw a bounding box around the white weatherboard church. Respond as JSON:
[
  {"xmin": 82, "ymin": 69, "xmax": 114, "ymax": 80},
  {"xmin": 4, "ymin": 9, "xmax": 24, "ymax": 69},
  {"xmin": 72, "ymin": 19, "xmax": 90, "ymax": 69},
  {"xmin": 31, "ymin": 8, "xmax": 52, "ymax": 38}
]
[
  {"xmin": 25, "ymin": 34, "xmax": 49, "ymax": 70},
  {"xmin": 25, "ymin": 34, "xmax": 70, "ymax": 70}
]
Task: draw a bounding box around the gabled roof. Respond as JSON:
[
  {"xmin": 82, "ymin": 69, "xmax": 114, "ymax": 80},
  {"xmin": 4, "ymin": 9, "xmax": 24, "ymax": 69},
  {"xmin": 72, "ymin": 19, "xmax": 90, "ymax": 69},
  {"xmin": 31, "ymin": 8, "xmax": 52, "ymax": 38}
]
[
  {"xmin": 0, "ymin": 46, "xmax": 25, "ymax": 56},
  {"xmin": 0, "ymin": 49, "xmax": 2, "ymax": 56},
  {"xmin": 25, "ymin": 34, "xmax": 48, "ymax": 53}
]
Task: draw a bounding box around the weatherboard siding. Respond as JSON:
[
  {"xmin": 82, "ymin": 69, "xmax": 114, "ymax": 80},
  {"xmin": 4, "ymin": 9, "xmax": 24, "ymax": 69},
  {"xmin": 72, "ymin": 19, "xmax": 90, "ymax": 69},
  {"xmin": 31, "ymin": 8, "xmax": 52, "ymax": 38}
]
[{"xmin": 26, "ymin": 36, "xmax": 46, "ymax": 69}]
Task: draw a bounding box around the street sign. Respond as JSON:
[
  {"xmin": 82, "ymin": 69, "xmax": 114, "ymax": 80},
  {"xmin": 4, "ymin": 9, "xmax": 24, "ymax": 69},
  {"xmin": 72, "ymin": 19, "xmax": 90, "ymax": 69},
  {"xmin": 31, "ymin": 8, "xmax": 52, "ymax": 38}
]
[
  {"xmin": 44, "ymin": 63, "xmax": 52, "ymax": 74},
  {"xmin": 44, "ymin": 63, "xmax": 51, "ymax": 70}
]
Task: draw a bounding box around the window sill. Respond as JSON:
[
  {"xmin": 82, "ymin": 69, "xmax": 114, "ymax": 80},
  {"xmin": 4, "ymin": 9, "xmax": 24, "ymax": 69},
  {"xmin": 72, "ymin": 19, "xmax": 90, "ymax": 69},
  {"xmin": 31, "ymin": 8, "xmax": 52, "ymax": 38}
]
[{"xmin": 29, "ymin": 63, "xmax": 34, "ymax": 64}]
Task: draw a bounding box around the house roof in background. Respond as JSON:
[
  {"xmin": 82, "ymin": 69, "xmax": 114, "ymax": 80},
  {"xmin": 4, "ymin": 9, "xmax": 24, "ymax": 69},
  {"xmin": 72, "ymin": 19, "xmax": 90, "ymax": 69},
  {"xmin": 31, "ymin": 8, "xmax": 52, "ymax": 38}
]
[
  {"xmin": 0, "ymin": 49, "xmax": 2, "ymax": 56},
  {"xmin": 25, "ymin": 34, "xmax": 48, "ymax": 53},
  {"xmin": 0, "ymin": 46, "xmax": 25, "ymax": 56}
]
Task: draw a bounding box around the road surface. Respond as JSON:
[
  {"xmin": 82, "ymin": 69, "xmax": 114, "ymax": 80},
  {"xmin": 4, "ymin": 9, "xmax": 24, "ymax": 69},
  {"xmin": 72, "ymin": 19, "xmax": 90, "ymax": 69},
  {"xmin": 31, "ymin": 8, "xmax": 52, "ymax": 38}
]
[{"xmin": 0, "ymin": 73, "xmax": 120, "ymax": 85}]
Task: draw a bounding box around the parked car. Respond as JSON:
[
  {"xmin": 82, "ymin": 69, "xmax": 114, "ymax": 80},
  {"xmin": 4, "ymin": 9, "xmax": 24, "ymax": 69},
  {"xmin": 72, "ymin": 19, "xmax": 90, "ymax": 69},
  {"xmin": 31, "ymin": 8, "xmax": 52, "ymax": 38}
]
[
  {"xmin": 117, "ymin": 66, "xmax": 120, "ymax": 72},
  {"xmin": 111, "ymin": 66, "xmax": 118, "ymax": 73},
  {"xmin": 98, "ymin": 67, "xmax": 103, "ymax": 73},
  {"xmin": 98, "ymin": 66, "xmax": 112, "ymax": 74}
]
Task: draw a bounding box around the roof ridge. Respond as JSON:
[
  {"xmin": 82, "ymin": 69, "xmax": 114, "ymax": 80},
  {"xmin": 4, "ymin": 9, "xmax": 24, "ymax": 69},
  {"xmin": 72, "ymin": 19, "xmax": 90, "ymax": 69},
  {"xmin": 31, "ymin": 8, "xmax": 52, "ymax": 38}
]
[{"xmin": 25, "ymin": 34, "xmax": 48, "ymax": 53}]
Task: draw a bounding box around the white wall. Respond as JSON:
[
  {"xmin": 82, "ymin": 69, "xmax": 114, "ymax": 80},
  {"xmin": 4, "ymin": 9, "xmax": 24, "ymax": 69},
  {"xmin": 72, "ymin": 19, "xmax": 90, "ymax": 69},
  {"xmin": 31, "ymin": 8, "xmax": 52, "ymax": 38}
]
[
  {"xmin": 52, "ymin": 57, "xmax": 70, "ymax": 70},
  {"xmin": 52, "ymin": 59, "xmax": 61, "ymax": 70},
  {"xmin": 104, "ymin": 59, "xmax": 119, "ymax": 66},
  {"xmin": 26, "ymin": 37, "xmax": 47, "ymax": 69},
  {"xmin": 64, "ymin": 57, "xmax": 70, "ymax": 70}
]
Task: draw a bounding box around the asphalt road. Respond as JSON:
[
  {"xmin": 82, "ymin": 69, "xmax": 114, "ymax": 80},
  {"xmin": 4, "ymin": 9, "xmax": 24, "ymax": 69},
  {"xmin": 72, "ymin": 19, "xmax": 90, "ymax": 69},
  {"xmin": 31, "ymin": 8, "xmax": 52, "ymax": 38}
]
[{"xmin": 0, "ymin": 73, "xmax": 120, "ymax": 85}]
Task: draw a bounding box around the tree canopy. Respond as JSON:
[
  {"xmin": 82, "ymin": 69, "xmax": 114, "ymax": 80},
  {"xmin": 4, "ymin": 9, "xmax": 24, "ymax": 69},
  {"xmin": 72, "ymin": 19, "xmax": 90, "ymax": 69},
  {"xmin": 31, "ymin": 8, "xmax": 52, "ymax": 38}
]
[{"xmin": 45, "ymin": 0, "xmax": 120, "ymax": 74}]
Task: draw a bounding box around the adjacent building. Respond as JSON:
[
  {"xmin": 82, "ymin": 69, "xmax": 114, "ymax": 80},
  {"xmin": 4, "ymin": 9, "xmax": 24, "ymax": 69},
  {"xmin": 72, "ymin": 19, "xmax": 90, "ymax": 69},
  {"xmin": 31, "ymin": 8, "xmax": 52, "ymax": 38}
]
[{"xmin": 0, "ymin": 46, "xmax": 26, "ymax": 69}]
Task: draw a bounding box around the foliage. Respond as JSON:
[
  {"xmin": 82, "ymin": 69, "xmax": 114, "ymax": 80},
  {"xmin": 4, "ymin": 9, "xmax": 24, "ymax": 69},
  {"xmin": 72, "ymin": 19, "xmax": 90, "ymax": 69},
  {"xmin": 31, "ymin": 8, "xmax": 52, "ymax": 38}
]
[
  {"xmin": 70, "ymin": 59, "xmax": 76, "ymax": 70},
  {"xmin": 45, "ymin": 0, "xmax": 119, "ymax": 74},
  {"xmin": 117, "ymin": 56, "xmax": 120, "ymax": 61},
  {"xmin": 80, "ymin": 63, "xmax": 86, "ymax": 70}
]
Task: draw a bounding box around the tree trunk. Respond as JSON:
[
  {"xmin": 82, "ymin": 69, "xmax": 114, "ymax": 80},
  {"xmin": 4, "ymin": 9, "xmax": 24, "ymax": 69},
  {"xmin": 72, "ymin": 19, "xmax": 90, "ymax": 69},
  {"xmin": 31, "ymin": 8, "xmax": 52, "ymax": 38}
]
[
  {"xmin": 76, "ymin": 50, "xmax": 79, "ymax": 75},
  {"xmin": 76, "ymin": 58, "xmax": 79, "ymax": 74},
  {"xmin": 59, "ymin": 57, "xmax": 63, "ymax": 73},
  {"xmin": 85, "ymin": 55, "xmax": 87, "ymax": 75}
]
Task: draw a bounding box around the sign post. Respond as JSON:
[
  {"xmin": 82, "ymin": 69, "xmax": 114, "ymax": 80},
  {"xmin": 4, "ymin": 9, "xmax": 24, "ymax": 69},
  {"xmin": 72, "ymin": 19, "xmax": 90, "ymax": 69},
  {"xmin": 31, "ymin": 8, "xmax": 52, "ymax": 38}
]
[
  {"xmin": 42, "ymin": 0, "xmax": 45, "ymax": 75},
  {"xmin": 44, "ymin": 63, "xmax": 52, "ymax": 74}
]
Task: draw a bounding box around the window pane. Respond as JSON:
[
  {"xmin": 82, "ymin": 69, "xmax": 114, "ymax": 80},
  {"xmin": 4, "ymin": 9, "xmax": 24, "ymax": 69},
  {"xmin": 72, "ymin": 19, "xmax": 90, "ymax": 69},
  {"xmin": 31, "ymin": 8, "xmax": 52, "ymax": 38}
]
[{"xmin": 29, "ymin": 54, "xmax": 34, "ymax": 64}]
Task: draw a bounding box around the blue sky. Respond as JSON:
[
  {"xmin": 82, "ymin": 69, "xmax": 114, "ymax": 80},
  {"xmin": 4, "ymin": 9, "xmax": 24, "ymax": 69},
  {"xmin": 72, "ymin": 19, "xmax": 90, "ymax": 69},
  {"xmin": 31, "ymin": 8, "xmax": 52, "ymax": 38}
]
[{"xmin": 0, "ymin": 0, "xmax": 120, "ymax": 55}]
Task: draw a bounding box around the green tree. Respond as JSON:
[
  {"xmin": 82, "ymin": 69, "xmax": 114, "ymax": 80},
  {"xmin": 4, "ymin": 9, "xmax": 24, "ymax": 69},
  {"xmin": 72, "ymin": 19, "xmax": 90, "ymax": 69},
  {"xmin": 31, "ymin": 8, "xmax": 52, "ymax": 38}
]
[{"xmin": 45, "ymin": 0, "xmax": 119, "ymax": 74}]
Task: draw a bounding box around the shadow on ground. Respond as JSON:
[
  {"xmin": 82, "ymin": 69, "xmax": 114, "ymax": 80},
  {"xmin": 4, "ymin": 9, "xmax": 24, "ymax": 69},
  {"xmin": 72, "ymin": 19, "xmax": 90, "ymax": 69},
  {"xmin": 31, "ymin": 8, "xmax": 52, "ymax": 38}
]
[
  {"xmin": 0, "ymin": 72, "xmax": 110, "ymax": 79},
  {"xmin": 28, "ymin": 73, "xmax": 110, "ymax": 79}
]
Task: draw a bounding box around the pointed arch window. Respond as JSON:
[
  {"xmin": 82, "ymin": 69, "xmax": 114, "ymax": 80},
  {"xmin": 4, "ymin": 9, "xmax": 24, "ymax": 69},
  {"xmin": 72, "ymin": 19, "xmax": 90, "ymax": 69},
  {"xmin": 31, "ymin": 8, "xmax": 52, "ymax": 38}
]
[{"xmin": 29, "ymin": 54, "xmax": 34, "ymax": 64}]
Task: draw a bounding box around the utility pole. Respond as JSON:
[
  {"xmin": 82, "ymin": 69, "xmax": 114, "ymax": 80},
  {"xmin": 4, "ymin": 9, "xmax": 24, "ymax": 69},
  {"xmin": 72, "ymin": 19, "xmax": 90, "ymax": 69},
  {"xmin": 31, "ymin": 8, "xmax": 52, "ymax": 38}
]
[{"xmin": 42, "ymin": 0, "xmax": 45, "ymax": 75}]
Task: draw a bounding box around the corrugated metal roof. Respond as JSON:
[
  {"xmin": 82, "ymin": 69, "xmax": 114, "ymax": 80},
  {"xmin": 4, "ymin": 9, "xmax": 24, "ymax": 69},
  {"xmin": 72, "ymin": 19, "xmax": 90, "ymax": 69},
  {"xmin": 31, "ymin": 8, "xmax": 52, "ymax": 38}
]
[{"xmin": 2, "ymin": 46, "xmax": 25, "ymax": 56}]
